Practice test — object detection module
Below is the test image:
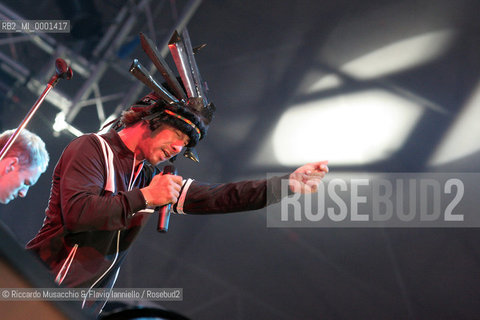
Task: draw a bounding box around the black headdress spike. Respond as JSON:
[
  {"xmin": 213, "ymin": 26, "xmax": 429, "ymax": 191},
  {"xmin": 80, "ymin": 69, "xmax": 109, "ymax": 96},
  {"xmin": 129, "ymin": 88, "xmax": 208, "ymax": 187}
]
[
  {"xmin": 129, "ymin": 59, "xmax": 179, "ymax": 104},
  {"xmin": 129, "ymin": 30, "xmax": 215, "ymax": 162},
  {"xmin": 139, "ymin": 33, "xmax": 187, "ymax": 101}
]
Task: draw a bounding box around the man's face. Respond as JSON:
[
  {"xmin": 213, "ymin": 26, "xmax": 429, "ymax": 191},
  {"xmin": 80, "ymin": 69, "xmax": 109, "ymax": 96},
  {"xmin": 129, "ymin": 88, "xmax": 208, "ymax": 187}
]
[
  {"xmin": 0, "ymin": 159, "xmax": 42, "ymax": 204},
  {"xmin": 140, "ymin": 124, "xmax": 190, "ymax": 166}
]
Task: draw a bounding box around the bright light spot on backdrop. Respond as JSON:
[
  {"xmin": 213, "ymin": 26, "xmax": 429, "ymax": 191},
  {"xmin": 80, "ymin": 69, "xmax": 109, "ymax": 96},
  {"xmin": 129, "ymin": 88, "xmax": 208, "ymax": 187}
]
[
  {"xmin": 304, "ymin": 73, "xmax": 343, "ymax": 94},
  {"xmin": 263, "ymin": 30, "xmax": 455, "ymax": 167},
  {"xmin": 301, "ymin": 29, "xmax": 456, "ymax": 97},
  {"xmin": 429, "ymin": 80, "xmax": 480, "ymax": 166},
  {"xmin": 271, "ymin": 90, "xmax": 424, "ymax": 166},
  {"xmin": 340, "ymin": 29, "xmax": 456, "ymax": 80}
]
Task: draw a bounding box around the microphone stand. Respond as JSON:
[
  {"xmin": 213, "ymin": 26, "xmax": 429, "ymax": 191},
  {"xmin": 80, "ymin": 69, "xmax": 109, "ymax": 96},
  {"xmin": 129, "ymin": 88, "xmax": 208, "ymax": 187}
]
[{"xmin": 0, "ymin": 58, "xmax": 73, "ymax": 161}]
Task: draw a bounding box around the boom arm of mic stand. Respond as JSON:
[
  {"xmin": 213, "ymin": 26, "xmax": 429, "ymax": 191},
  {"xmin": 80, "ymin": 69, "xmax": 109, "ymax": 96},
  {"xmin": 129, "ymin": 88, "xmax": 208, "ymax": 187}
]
[{"xmin": 0, "ymin": 59, "xmax": 72, "ymax": 161}]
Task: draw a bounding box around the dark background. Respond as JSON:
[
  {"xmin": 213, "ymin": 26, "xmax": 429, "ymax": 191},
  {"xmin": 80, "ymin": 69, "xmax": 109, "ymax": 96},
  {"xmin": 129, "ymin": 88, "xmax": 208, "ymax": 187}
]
[{"xmin": 1, "ymin": 0, "xmax": 480, "ymax": 319}]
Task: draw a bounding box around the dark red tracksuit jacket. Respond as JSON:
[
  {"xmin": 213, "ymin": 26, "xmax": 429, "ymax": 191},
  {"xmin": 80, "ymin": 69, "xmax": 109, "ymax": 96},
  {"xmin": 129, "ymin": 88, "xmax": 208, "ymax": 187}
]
[{"xmin": 26, "ymin": 129, "xmax": 286, "ymax": 290}]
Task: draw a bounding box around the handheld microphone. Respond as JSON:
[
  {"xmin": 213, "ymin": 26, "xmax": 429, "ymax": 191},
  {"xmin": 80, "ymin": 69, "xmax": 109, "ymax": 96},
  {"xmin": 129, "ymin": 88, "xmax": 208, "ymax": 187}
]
[{"xmin": 157, "ymin": 165, "xmax": 178, "ymax": 232}]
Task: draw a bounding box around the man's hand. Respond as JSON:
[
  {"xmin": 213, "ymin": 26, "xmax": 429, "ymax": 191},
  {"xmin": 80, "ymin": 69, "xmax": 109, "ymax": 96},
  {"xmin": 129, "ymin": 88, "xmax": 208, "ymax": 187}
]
[
  {"xmin": 289, "ymin": 161, "xmax": 329, "ymax": 194},
  {"xmin": 141, "ymin": 173, "xmax": 183, "ymax": 208}
]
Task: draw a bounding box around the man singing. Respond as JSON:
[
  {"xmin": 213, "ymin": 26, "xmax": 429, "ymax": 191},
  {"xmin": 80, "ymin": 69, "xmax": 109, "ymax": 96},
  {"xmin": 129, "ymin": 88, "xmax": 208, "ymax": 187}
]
[{"xmin": 26, "ymin": 31, "xmax": 328, "ymax": 313}]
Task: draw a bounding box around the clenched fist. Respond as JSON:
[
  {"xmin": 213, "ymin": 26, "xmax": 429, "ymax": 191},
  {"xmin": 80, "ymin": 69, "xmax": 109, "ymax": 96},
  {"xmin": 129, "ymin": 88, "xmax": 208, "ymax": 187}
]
[{"xmin": 141, "ymin": 173, "xmax": 183, "ymax": 208}]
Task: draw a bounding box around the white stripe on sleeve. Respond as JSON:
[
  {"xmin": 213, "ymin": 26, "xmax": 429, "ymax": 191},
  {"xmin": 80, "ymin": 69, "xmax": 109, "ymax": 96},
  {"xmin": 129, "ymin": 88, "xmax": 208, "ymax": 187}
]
[{"xmin": 175, "ymin": 178, "xmax": 194, "ymax": 214}]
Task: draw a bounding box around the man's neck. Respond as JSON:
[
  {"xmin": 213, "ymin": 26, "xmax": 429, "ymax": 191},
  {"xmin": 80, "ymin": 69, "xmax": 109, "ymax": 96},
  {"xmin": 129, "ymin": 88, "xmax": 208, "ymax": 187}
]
[{"xmin": 118, "ymin": 123, "xmax": 146, "ymax": 165}]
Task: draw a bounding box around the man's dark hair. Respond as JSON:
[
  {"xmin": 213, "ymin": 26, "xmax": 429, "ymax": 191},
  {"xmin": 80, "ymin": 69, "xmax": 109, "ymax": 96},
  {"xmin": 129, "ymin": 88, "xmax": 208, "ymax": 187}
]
[{"xmin": 119, "ymin": 99, "xmax": 212, "ymax": 148}]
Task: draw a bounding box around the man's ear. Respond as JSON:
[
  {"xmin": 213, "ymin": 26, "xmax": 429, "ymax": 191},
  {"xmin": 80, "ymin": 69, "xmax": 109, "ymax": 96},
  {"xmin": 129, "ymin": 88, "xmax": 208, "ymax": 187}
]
[{"xmin": 2, "ymin": 157, "xmax": 19, "ymax": 173}]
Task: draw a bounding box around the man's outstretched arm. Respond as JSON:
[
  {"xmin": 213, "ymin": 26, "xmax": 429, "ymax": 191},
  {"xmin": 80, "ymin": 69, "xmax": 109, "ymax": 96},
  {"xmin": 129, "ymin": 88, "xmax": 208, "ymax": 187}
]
[{"xmin": 175, "ymin": 161, "xmax": 329, "ymax": 214}]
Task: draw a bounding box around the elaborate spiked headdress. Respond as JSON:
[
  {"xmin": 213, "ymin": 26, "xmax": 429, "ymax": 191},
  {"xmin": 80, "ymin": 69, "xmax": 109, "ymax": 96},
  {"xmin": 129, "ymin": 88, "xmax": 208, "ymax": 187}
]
[{"xmin": 127, "ymin": 30, "xmax": 215, "ymax": 162}]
